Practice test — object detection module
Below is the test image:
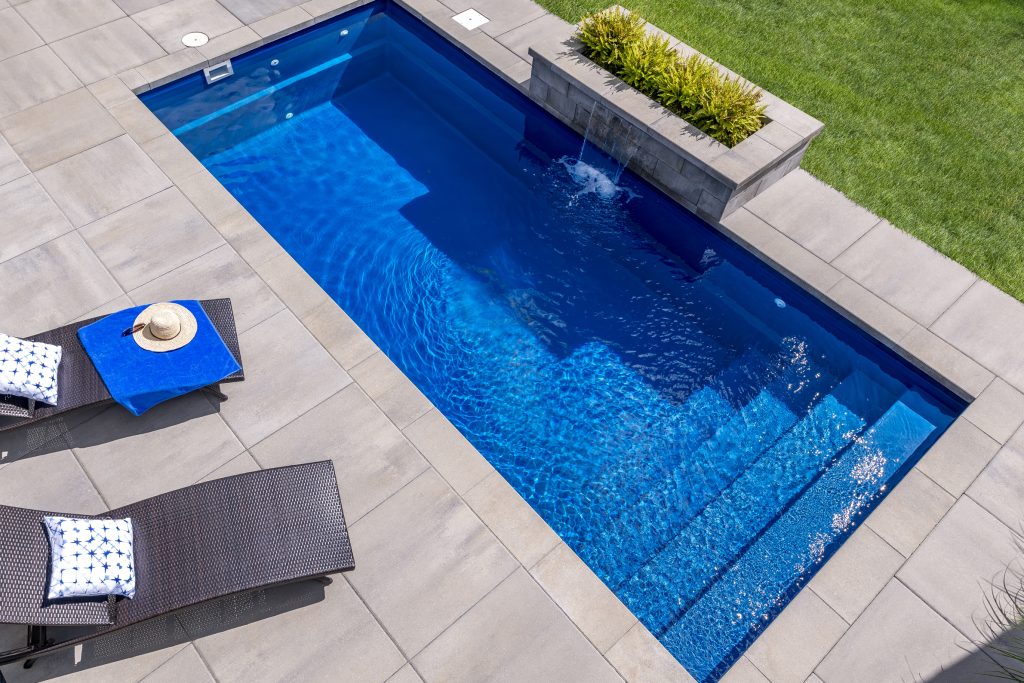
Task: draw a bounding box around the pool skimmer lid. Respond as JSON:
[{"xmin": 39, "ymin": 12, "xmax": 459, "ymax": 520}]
[
  {"xmin": 181, "ymin": 32, "xmax": 209, "ymax": 47},
  {"xmin": 453, "ymin": 9, "xmax": 488, "ymax": 30}
]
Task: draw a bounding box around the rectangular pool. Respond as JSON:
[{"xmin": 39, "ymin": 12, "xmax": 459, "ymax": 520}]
[{"xmin": 143, "ymin": 4, "xmax": 964, "ymax": 680}]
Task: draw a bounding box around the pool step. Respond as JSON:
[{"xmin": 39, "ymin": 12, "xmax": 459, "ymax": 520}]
[
  {"xmin": 584, "ymin": 351, "xmax": 842, "ymax": 586},
  {"xmin": 659, "ymin": 394, "xmax": 938, "ymax": 682},
  {"xmin": 567, "ymin": 348, "xmax": 771, "ymax": 535},
  {"xmin": 618, "ymin": 371, "xmax": 883, "ymax": 633}
]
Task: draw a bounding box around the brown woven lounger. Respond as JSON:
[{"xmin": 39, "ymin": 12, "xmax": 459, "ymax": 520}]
[
  {"xmin": 0, "ymin": 298, "xmax": 244, "ymax": 434},
  {"xmin": 0, "ymin": 460, "xmax": 354, "ymax": 672}
]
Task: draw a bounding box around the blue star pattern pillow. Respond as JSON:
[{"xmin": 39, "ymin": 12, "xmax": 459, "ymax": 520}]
[
  {"xmin": 43, "ymin": 516, "xmax": 136, "ymax": 600},
  {"xmin": 0, "ymin": 333, "xmax": 62, "ymax": 405}
]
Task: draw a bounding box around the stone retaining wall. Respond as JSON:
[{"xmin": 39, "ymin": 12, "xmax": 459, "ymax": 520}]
[{"xmin": 527, "ymin": 21, "xmax": 823, "ymax": 222}]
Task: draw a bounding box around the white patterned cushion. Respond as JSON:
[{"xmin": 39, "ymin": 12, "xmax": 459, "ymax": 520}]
[
  {"xmin": 43, "ymin": 516, "xmax": 136, "ymax": 600},
  {"xmin": 0, "ymin": 333, "xmax": 61, "ymax": 405}
]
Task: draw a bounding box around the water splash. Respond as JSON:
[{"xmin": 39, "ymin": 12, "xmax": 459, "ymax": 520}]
[{"xmin": 558, "ymin": 156, "xmax": 639, "ymax": 202}]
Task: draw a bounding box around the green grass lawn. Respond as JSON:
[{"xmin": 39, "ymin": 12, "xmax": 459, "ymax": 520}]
[{"xmin": 535, "ymin": 0, "xmax": 1024, "ymax": 300}]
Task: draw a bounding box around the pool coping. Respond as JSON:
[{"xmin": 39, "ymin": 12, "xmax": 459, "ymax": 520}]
[{"xmin": 92, "ymin": 0, "xmax": 1024, "ymax": 680}]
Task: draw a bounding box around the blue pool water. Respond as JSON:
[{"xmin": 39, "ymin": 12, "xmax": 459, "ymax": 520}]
[{"xmin": 144, "ymin": 5, "xmax": 964, "ymax": 679}]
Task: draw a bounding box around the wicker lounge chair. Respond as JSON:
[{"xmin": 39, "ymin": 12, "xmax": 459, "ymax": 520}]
[
  {"xmin": 0, "ymin": 298, "xmax": 244, "ymax": 434},
  {"xmin": 0, "ymin": 460, "xmax": 354, "ymax": 671}
]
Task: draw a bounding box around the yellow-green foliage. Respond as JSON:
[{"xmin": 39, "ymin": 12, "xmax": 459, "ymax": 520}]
[
  {"xmin": 577, "ymin": 8, "xmax": 765, "ymax": 146},
  {"xmin": 576, "ymin": 7, "xmax": 646, "ymax": 72}
]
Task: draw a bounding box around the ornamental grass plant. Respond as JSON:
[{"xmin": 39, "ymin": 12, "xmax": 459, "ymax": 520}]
[{"xmin": 577, "ymin": 8, "xmax": 765, "ymax": 146}]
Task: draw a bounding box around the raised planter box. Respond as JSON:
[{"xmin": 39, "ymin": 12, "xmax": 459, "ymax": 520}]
[{"xmin": 527, "ymin": 14, "xmax": 823, "ymax": 222}]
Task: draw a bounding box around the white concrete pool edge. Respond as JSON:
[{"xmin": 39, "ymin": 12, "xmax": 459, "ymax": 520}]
[{"xmin": 40, "ymin": 0, "xmax": 1024, "ymax": 680}]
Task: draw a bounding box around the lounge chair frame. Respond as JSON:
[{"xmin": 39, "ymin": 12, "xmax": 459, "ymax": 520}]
[
  {"xmin": 0, "ymin": 299, "xmax": 244, "ymax": 433},
  {"xmin": 0, "ymin": 460, "xmax": 354, "ymax": 669}
]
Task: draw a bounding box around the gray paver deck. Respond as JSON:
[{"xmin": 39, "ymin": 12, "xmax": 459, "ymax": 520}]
[{"xmin": 1, "ymin": 0, "xmax": 1023, "ymax": 681}]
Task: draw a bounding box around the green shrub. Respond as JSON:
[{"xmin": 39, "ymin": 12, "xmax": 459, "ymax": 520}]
[
  {"xmin": 616, "ymin": 33, "xmax": 675, "ymax": 97},
  {"xmin": 577, "ymin": 8, "xmax": 646, "ymax": 72},
  {"xmin": 576, "ymin": 8, "xmax": 766, "ymax": 146}
]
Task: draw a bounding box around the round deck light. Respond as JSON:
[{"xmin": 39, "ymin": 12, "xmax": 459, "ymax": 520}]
[{"xmin": 181, "ymin": 32, "xmax": 209, "ymax": 47}]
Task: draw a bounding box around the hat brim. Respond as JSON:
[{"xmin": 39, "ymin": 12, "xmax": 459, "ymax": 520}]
[{"xmin": 133, "ymin": 303, "xmax": 198, "ymax": 353}]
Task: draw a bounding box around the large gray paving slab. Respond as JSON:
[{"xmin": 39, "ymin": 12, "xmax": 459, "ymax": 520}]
[
  {"xmin": 346, "ymin": 469, "xmax": 519, "ymax": 656},
  {"xmin": 742, "ymin": 169, "xmax": 880, "ymax": 262},
  {"xmin": 132, "ymin": 0, "xmax": 243, "ymax": 52},
  {"xmin": 440, "ymin": 0, "xmax": 547, "ymax": 38},
  {"xmin": 251, "ymin": 383, "xmax": 429, "ymax": 523},
  {"xmin": 823, "ymin": 276, "xmax": 916, "ymax": 345},
  {"xmin": 864, "ymin": 468, "xmax": 955, "ymax": 557},
  {"xmin": 807, "ymin": 525, "xmax": 904, "ymax": 623},
  {"xmin": 141, "ymin": 132, "xmax": 207, "ymax": 184},
  {"xmin": 223, "ymin": 0, "xmax": 307, "ymax": 26},
  {"xmin": 142, "ymin": 645, "xmax": 214, "ymax": 683},
  {"xmin": 967, "ymin": 427, "xmax": 1024, "ymax": 532},
  {"xmin": 197, "ymin": 449, "xmax": 259, "ymax": 481},
  {"xmin": 350, "ymin": 351, "xmax": 433, "ymax": 429},
  {"xmin": 107, "ymin": 90, "xmax": 169, "ymax": 144},
  {"xmin": 606, "ymin": 622, "xmax": 695, "ymax": 682},
  {"xmin": 35, "ymin": 134, "xmax": 170, "ymax": 226},
  {"xmin": 386, "ymin": 664, "xmax": 423, "ymax": 683},
  {"xmin": 899, "ymin": 324, "xmax": 994, "ymax": 400},
  {"xmin": 0, "ymin": 134, "xmax": 29, "ymax": 185},
  {"xmin": 0, "ymin": 175, "xmax": 74, "ymax": 264},
  {"xmin": 720, "ymin": 657, "xmax": 770, "ymax": 683},
  {"xmin": 0, "ymin": 231, "xmax": 121, "ymax": 336},
  {"xmin": 0, "ymin": 7, "xmax": 42, "ymax": 61},
  {"xmin": 192, "ymin": 578, "xmax": 406, "ymax": 683},
  {"xmin": 301, "ymin": 299, "xmax": 379, "ymax": 370},
  {"xmin": 50, "ymin": 16, "xmax": 165, "ymax": 83},
  {"xmin": 0, "ymin": 87, "xmax": 122, "ymax": 170},
  {"xmin": 816, "ymin": 579, "xmax": 971, "ymax": 683},
  {"xmin": 494, "ymin": 11, "xmax": 573, "ymax": 61},
  {"xmin": 832, "ymin": 220, "xmax": 977, "ymax": 326},
  {"xmin": 464, "ymin": 470, "xmax": 561, "ymax": 569},
  {"xmin": 80, "ymin": 187, "xmax": 224, "ymax": 289},
  {"xmin": 0, "ymin": 449, "xmax": 106, "ymax": 512},
  {"xmin": 717, "ymin": 208, "xmax": 844, "ymax": 295},
  {"xmin": 530, "ymin": 542, "xmax": 637, "ymax": 654},
  {"xmin": 744, "ymin": 588, "xmax": 846, "ymax": 683},
  {"xmin": 963, "ymin": 378, "xmax": 1024, "ymax": 444},
  {"xmin": 897, "ymin": 496, "xmax": 1018, "ymax": 639},
  {"xmin": 0, "ymin": 46, "xmax": 81, "ymax": 117},
  {"xmin": 249, "ymin": 6, "xmax": 314, "ymax": 41},
  {"xmin": 412, "ymin": 567, "xmax": 622, "ymax": 682},
  {"xmin": 915, "ymin": 417, "xmax": 1000, "ymax": 497},
  {"xmin": 217, "ymin": 309, "xmax": 352, "ymax": 446},
  {"xmin": 128, "ymin": 243, "xmax": 285, "ymax": 333},
  {"xmin": 15, "ymin": 0, "xmax": 123, "ymax": 42},
  {"xmin": 403, "ymin": 408, "xmax": 493, "ymax": 494},
  {"xmin": 932, "ymin": 279, "xmax": 1024, "ymax": 393},
  {"xmin": 68, "ymin": 395, "xmax": 244, "ymax": 507}
]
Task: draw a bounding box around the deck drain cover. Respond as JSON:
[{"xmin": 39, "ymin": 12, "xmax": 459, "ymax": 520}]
[
  {"xmin": 182, "ymin": 32, "xmax": 209, "ymax": 47},
  {"xmin": 453, "ymin": 9, "xmax": 488, "ymax": 30}
]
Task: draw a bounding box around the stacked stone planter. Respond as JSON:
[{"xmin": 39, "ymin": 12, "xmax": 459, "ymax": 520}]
[{"xmin": 527, "ymin": 15, "xmax": 823, "ymax": 222}]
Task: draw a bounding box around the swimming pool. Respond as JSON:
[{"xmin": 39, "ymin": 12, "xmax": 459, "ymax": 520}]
[{"xmin": 143, "ymin": 4, "xmax": 964, "ymax": 680}]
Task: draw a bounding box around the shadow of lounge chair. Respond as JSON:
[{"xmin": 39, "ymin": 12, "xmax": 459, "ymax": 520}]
[
  {"xmin": 0, "ymin": 299, "xmax": 244, "ymax": 435},
  {"xmin": 0, "ymin": 460, "xmax": 354, "ymax": 675}
]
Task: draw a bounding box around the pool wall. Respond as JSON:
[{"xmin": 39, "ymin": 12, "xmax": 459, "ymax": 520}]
[{"xmin": 102, "ymin": 1, "xmax": 1017, "ymax": 681}]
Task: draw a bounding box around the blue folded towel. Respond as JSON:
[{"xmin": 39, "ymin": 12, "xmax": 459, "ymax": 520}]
[{"xmin": 78, "ymin": 300, "xmax": 241, "ymax": 416}]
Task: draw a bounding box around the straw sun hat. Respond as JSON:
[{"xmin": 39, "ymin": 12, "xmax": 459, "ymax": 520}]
[{"xmin": 132, "ymin": 303, "xmax": 198, "ymax": 352}]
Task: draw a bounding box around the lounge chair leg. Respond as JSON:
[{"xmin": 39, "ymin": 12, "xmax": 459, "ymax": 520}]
[
  {"xmin": 314, "ymin": 576, "xmax": 332, "ymax": 586},
  {"xmin": 22, "ymin": 658, "xmax": 33, "ymax": 669},
  {"xmin": 203, "ymin": 385, "xmax": 228, "ymax": 401}
]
